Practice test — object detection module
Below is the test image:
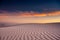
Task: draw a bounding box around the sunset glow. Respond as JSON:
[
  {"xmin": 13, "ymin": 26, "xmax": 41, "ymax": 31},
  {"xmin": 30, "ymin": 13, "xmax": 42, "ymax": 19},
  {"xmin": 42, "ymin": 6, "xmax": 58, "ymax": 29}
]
[{"xmin": 0, "ymin": 11, "xmax": 60, "ymax": 23}]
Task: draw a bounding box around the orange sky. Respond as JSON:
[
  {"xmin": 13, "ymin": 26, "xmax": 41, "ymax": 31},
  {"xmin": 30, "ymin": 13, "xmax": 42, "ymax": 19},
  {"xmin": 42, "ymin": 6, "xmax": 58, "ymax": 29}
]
[
  {"xmin": 0, "ymin": 11, "xmax": 60, "ymax": 23},
  {"xmin": 0, "ymin": 11, "xmax": 60, "ymax": 16}
]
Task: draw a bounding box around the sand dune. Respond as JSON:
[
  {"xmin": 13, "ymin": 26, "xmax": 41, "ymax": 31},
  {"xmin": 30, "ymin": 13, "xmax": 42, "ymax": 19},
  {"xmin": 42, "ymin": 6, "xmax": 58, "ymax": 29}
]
[{"xmin": 0, "ymin": 23, "xmax": 60, "ymax": 40}]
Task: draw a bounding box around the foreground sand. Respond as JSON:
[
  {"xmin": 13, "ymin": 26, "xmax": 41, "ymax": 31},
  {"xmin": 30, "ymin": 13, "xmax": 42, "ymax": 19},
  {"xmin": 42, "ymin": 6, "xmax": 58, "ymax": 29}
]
[{"xmin": 0, "ymin": 24, "xmax": 60, "ymax": 40}]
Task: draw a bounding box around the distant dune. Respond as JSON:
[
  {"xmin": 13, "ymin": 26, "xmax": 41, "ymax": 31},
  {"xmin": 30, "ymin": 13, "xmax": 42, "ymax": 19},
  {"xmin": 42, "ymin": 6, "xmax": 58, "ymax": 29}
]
[
  {"xmin": 0, "ymin": 22, "xmax": 60, "ymax": 27},
  {"xmin": 0, "ymin": 23, "xmax": 60, "ymax": 40}
]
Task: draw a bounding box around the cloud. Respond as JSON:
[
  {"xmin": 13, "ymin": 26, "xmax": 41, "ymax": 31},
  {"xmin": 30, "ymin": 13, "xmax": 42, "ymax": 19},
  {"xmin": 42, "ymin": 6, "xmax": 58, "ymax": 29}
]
[
  {"xmin": 0, "ymin": 10, "xmax": 60, "ymax": 23},
  {"xmin": 0, "ymin": 10, "xmax": 60, "ymax": 17}
]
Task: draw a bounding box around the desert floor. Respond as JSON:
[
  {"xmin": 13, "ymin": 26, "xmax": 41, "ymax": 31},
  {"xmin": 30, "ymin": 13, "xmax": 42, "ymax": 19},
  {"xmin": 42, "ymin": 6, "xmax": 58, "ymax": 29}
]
[{"xmin": 0, "ymin": 24, "xmax": 60, "ymax": 40}]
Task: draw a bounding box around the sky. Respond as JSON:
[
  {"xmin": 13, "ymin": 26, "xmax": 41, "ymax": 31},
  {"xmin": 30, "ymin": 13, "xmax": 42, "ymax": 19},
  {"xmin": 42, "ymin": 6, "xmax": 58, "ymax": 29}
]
[
  {"xmin": 0, "ymin": 0, "xmax": 60, "ymax": 12},
  {"xmin": 0, "ymin": 0, "xmax": 60, "ymax": 23}
]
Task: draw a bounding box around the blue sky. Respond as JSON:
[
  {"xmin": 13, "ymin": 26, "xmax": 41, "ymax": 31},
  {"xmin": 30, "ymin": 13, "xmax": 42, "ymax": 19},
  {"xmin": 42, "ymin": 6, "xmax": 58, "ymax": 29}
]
[{"xmin": 0, "ymin": 0, "xmax": 60, "ymax": 13}]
